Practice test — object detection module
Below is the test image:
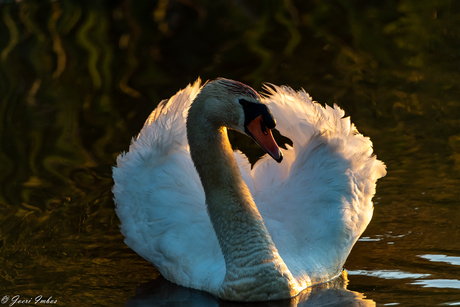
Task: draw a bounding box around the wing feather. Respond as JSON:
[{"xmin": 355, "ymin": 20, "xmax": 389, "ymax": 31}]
[
  {"xmin": 112, "ymin": 79, "xmax": 225, "ymax": 292},
  {"xmin": 256, "ymin": 85, "xmax": 386, "ymax": 284}
]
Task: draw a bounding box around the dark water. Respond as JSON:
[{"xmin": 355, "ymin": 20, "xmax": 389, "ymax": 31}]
[{"xmin": 1, "ymin": 0, "xmax": 459, "ymax": 306}]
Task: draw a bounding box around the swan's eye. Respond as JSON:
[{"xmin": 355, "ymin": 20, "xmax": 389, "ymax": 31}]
[{"xmin": 261, "ymin": 121, "xmax": 268, "ymax": 135}]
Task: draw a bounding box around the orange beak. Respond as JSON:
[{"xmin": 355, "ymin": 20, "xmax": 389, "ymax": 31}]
[{"xmin": 246, "ymin": 115, "xmax": 283, "ymax": 163}]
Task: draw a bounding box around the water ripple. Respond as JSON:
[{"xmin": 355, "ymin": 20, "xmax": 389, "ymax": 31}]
[
  {"xmin": 347, "ymin": 269, "xmax": 430, "ymax": 280},
  {"xmin": 419, "ymin": 254, "xmax": 460, "ymax": 266},
  {"xmin": 411, "ymin": 279, "xmax": 460, "ymax": 290}
]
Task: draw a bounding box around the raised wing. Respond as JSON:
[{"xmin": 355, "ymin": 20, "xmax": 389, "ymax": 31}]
[
  {"xmin": 254, "ymin": 85, "xmax": 386, "ymax": 285},
  {"xmin": 112, "ymin": 79, "xmax": 225, "ymax": 293}
]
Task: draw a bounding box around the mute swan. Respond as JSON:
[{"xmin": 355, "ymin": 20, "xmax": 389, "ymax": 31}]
[{"xmin": 113, "ymin": 78, "xmax": 386, "ymax": 301}]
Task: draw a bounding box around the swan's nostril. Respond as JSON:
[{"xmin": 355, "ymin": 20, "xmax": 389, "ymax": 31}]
[{"xmin": 261, "ymin": 121, "xmax": 268, "ymax": 135}]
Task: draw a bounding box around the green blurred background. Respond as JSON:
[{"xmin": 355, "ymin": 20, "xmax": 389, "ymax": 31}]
[{"xmin": 1, "ymin": 0, "xmax": 459, "ymax": 305}]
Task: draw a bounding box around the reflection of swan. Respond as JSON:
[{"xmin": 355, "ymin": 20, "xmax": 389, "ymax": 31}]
[
  {"xmin": 113, "ymin": 78, "xmax": 386, "ymax": 301},
  {"xmin": 125, "ymin": 272, "xmax": 375, "ymax": 307}
]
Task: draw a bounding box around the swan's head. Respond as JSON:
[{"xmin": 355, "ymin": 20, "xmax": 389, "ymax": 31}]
[{"xmin": 196, "ymin": 78, "xmax": 283, "ymax": 163}]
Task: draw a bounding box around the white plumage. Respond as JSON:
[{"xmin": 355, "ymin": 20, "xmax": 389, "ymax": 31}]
[{"xmin": 112, "ymin": 78, "xmax": 386, "ymax": 301}]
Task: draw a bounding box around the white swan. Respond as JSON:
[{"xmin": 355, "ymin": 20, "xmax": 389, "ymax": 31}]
[{"xmin": 112, "ymin": 78, "xmax": 386, "ymax": 301}]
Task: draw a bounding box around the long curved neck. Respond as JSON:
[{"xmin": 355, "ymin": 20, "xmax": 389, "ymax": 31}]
[
  {"xmin": 186, "ymin": 95, "xmax": 301, "ymax": 301},
  {"xmin": 187, "ymin": 100, "xmax": 276, "ymax": 267}
]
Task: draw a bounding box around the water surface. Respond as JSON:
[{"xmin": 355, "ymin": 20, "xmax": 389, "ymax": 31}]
[{"xmin": 0, "ymin": 1, "xmax": 459, "ymax": 306}]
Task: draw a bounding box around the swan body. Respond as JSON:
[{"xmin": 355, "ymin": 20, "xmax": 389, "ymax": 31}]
[{"xmin": 112, "ymin": 78, "xmax": 386, "ymax": 301}]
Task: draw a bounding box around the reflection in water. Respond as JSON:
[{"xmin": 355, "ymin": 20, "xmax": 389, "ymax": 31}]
[{"xmin": 126, "ymin": 273, "xmax": 374, "ymax": 307}]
